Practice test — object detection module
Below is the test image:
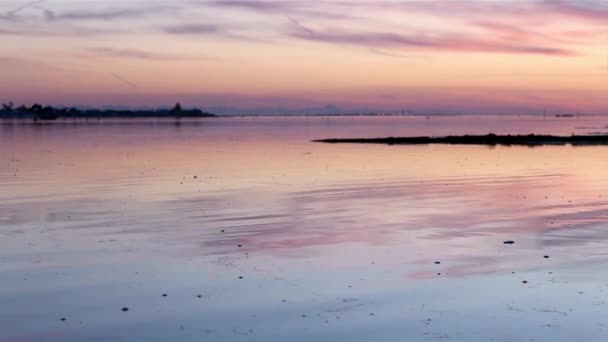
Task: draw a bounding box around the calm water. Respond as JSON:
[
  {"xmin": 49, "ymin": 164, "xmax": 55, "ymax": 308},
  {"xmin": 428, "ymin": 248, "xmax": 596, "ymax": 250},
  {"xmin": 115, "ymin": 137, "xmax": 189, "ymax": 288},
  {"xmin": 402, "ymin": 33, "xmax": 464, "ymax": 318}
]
[{"xmin": 3, "ymin": 116, "xmax": 608, "ymax": 341}]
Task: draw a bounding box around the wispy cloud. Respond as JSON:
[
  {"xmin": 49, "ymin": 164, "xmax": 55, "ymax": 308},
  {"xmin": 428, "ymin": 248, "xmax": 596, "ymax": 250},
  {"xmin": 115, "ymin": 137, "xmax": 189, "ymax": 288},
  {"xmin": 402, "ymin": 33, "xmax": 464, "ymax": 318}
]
[
  {"xmin": 163, "ymin": 24, "xmax": 220, "ymax": 35},
  {"xmin": 205, "ymin": 0, "xmax": 608, "ymax": 23},
  {"xmin": 0, "ymin": 0, "xmax": 45, "ymax": 21},
  {"xmin": 368, "ymin": 48, "xmax": 431, "ymax": 61},
  {"xmin": 539, "ymin": 0, "xmax": 608, "ymax": 22},
  {"xmin": 162, "ymin": 23, "xmax": 272, "ymax": 43},
  {"xmin": 0, "ymin": 26, "xmax": 119, "ymax": 36},
  {"xmin": 85, "ymin": 47, "xmax": 221, "ymax": 61},
  {"xmin": 1, "ymin": 1, "xmax": 177, "ymax": 24},
  {"xmin": 287, "ymin": 17, "xmax": 577, "ymax": 56},
  {"xmin": 198, "ymin": 1, "xmax": 599, "ymax": 56},
  {"xmin": 207, "ymin": 0, "xmax": 358, "ymax": 20},
  {"xmin": 110, "ymin": 72, "xmax": 137, "ymax": 89},
  {"xmin": 207, "ymin": 0, "xmax": 290, "ymax": 12},
  {"xmin": 2, "ymin": 0, "xmax": 605, "ymax": 53},
  {"xmin": 87, "ymin": 47, "xmax": 182, "ymax": 61},
  {"xmin": 8, "ymin": 0, "xmax": 44, "ymax": 15},
  {"xmin": 46, "ymin": 6, "xmax": 171, "ymax": 22},
  {"xmin": 369, "ymin": 0, "xmax": 608, "ymax": 22}
]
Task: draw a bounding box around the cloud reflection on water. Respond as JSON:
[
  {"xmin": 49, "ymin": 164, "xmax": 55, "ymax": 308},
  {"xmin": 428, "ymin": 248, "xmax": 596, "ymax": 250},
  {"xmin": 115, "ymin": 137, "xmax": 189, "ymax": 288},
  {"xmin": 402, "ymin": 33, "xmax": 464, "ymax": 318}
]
[{"xmin": 3, "ymin": 116, "xmax": 608, "ymax": 341}]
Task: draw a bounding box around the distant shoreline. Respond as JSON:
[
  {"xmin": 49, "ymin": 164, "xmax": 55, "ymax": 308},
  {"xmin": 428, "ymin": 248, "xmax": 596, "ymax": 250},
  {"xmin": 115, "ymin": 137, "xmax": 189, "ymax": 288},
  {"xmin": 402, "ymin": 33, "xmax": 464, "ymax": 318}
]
[
  {"xmin": 0, "ymin": 103, "xmax": 216, "ymax": 120},
  {"xmin": 0, "ymin": 113, "xmax": 592, "ymax": 119},
  {"xmin": 0, "ymin": 102, "xmax": 591, "ymax": 119},
  {"xmin": 314, "ymin": 134, "xmax": 608, "ymax": 146}
]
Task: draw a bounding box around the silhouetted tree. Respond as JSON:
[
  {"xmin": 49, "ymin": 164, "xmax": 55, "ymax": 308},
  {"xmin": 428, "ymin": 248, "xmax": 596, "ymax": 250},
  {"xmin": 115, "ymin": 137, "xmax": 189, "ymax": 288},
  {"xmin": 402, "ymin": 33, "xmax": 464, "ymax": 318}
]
[
  {"xmin": 29, "ymin": 104, "xmax": 43, "ymax": 114},
  {"xmin": 2, "ymin": 101, "xmax": 13, "ymax": 111},
  {"xmin": 169, "ymin": 102, "xmax": 184, "ymax": 120},
  {"xmin": 2, "ymin": 102, "xmax": 215, "ymax": 118}
]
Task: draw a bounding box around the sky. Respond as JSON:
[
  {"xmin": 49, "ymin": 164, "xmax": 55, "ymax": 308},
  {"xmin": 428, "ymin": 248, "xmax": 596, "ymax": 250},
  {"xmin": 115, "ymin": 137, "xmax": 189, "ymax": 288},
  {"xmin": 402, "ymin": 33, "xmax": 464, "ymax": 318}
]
[{"xmin": 1, "ymin": 0, "xmax": 608, "ymax": 115}]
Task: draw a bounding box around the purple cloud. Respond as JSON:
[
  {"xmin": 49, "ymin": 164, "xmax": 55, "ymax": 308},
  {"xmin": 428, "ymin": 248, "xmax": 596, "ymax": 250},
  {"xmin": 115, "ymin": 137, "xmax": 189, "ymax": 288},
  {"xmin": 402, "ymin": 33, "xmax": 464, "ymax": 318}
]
[
  {"xmin": 162, "ymin": 23, "xmax": 272, "ymax": 43},
  {"xmin": 86, "ymin": 47, "xmax": 182, "ymax": 60},
  {"xmin": 208, "ymin": 0, "xmax": 290, "ymax": 12},
  {"xmin": 207, "ymin": 0, "xmax": 358, "ymax": 20},
  {"xmin": 43, "ymin": 4, "xmax": 177, "ymax": 22},
  {"xmin": 0, "ymin": 26, "xmax": 119, "ymax": 36},
  {"xmin": 287, "ymin": 18, "xmax": 576, "ymax": 56},
  {"xmin": 540, "ymin": 0, "xmax": 608, "ymax": 21},
  {"xmin": 163, "ymin": 24, "xmax": 220, "ymax": 35},
  {"xmin": 368, "ymin": 48, "xmax": 431, "ymax": 61},
  {"xmin": 85, "ymin": 47, "xmax": 221, "ymax": 61}
]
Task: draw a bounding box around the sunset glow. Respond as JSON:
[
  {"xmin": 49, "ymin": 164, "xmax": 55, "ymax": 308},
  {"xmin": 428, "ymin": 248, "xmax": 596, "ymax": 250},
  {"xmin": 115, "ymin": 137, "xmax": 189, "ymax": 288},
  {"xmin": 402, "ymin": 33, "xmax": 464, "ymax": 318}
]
[{"xmin": 1, "ymin": 0, "xmax": 608, "ymax": 114}]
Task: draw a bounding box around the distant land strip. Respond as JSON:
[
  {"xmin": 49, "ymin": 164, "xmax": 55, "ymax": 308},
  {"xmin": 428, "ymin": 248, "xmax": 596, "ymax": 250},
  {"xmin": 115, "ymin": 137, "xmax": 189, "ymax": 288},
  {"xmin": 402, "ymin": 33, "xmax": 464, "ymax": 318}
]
[
  {"xmin": 0, "ymin": 102, "xmax": 215, "ymax": 120},
  {"xmin": 314, "ymin": 134, "xmax": 608, "ymax": 146}
]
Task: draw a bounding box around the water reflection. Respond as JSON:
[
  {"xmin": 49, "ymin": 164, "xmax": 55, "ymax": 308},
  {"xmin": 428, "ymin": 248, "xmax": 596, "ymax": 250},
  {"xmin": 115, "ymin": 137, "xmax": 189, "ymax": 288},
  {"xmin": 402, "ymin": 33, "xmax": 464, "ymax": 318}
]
[{"xmin": 2, "ymin": 116, "xmax": 608, "ymax": 341}]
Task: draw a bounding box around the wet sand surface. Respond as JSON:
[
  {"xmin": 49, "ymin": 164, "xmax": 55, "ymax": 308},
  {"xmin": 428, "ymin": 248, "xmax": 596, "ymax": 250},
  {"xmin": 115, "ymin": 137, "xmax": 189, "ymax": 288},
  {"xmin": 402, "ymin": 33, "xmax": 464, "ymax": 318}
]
[{"xmin": 2, "ymin": 116, "xmax": 608, "ymax": 341}]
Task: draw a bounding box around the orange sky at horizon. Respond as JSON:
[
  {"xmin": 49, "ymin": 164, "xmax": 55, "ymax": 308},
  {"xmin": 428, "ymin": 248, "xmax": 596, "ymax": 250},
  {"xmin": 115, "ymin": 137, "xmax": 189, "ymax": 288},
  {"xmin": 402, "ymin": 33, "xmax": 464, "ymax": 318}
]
[{"xmin": 1, "ymin": 0, "xmax": 608, "ymax": 114}]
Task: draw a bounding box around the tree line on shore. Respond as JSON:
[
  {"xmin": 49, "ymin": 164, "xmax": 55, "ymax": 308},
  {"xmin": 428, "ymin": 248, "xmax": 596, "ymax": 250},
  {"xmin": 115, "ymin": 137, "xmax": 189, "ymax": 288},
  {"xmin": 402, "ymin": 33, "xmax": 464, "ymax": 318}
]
[{"xmin": 0, "ymin": 102, "xmax": 216, "ymax": 120}]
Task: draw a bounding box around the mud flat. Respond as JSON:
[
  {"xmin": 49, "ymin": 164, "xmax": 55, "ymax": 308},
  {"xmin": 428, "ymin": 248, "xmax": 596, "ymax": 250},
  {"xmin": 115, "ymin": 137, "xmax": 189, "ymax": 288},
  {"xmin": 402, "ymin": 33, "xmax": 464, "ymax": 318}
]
[{"xmin": 314, "ymin": 134, "xmax": 608, "ymax": 146}]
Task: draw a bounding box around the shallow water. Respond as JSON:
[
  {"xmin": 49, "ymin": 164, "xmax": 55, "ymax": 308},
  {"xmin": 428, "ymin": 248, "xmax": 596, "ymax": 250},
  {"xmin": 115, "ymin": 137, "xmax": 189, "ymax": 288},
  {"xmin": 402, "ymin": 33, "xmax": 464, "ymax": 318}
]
[{"xmin": 2, "ymin": 116, "xmax": 608, "ymax": 341}]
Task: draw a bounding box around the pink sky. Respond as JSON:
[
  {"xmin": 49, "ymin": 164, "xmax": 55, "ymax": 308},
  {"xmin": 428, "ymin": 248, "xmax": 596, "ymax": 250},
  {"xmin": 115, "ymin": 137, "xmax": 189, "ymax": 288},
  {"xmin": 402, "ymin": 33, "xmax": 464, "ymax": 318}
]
[{"xmin": 1, "ymin": 0, "xmax": 608, "ymax": 114}]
